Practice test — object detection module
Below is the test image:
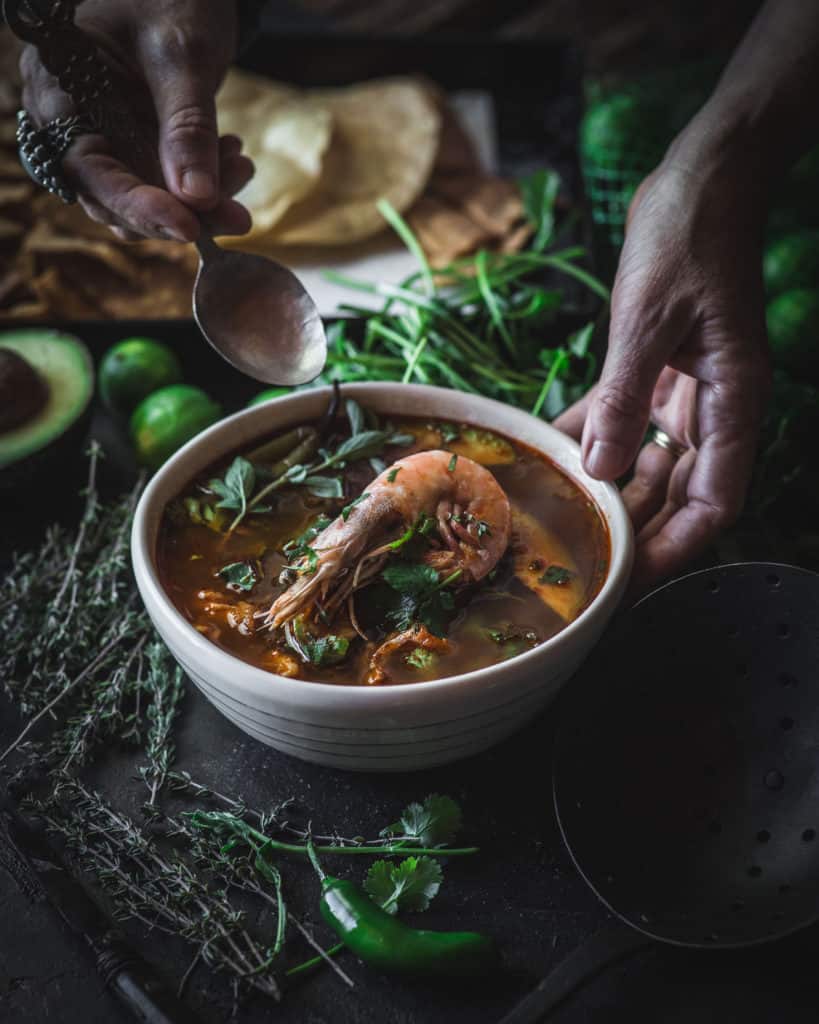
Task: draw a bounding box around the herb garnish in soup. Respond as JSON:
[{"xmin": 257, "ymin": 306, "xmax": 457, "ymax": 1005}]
[{"xmin": 158, "ymin": 391, "xmax": 609, "ymax": 685}]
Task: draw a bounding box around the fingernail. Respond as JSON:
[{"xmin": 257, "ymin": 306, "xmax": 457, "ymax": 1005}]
[
  {"xmin": 585, "ymin": 439, "xmax": 629, "ymax": 479},
  {"xmin": 181, "ymin": 168, "xmax": 215, "ymax": 199}
]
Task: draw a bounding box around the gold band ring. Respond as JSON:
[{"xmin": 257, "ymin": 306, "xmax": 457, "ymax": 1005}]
[{"xmin": 649, "ymin": 426, "xmax": 688, "ymax": 460}]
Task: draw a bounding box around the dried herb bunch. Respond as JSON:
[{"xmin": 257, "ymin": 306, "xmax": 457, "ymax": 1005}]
[{"xmin": 0, "ymin": 443, "xmax": 183, "ymax": 774}]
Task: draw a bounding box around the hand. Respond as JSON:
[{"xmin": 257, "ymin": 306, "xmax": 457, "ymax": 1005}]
[
  {"xmin": 555, "ymin": 159, "xmax": 771, "ymax": 588},
  {"xmin": 18, "ymin": 0, "xmax": 253, "ymax": 242}
]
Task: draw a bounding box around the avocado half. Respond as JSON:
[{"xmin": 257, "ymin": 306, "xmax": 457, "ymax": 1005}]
[{"xmin": 0, "ymin": 329, "xmax": 94, "ymax": 478}]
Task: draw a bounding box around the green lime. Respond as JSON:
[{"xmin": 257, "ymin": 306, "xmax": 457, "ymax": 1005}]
[
  {"xmin": 580, "ymin": 93, "xmax": 667, "ymax": 171},
  {"xmin": 247, "ymin": 388, "xmax": 290, "ymax": 407},
  {"xmin": 763, "ymin": 231, "xmax": 819, "ymax": 296},
  {"xmin": 98, "ymin": 337, "xmax": 182, "ymax": 415},
  {"xmin": 766, "ymin": 288, "xmax": 819, "ymax": 380},
  {"xmin": 130, "ymin": 384, "xmax": 221, "ymax": 470}
]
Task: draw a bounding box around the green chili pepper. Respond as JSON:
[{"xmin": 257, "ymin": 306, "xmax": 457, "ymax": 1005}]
[{"xmin": 318, "ymin": 875, "xmax": 498, "ymax": 977}]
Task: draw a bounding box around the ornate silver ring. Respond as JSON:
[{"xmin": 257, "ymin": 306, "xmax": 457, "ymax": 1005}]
[{"xmin": 16, "ymin": 109, "xmax": 99, "ymax": 204}]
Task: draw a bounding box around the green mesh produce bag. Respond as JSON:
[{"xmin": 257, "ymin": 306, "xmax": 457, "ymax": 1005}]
[{"xmin": 580, "ymin": 60, "xmax": 722, "ymax": 248}]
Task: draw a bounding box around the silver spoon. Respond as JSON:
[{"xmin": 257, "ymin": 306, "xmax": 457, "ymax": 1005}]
[{"xmin": 193, "ymin": 226, "xmax": 327, "ymax": 386}]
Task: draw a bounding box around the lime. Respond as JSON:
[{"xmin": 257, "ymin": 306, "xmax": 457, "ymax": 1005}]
[
  {"xmin": 766, "ymin": 288, "xmax": 819, "ymax": 379},
  {"xmin": 580, "ymin": 93, "xmax": 667, "ymax": 171},
  {"xmin": 99, "ymin": 337, "xmax": 182, "ymax": 415},
  {"xmin": 763, "ymin": 231, "xmax": 819, "ymax": 296},
  {"xmin": 247, "ymin": 388, "xmax": 290, "ymax": 407},
  {"xmin": 130, "ymin": 384, "xmax": 221, "ymax": 470}
]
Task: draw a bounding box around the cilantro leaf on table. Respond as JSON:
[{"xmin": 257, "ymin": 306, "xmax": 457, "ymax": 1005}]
[
  {"xmin": 364, "ymin": 856, "xmax": 443, "ymax": 915},
  {"xmin": 382, "ymin": 794, "xmax": 463, "ymax": 848}
]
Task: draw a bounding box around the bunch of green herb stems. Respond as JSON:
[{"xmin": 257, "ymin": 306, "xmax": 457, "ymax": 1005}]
[{"xmin": 316, "ymin": 199, "xmax": 609, "ymax": 423}]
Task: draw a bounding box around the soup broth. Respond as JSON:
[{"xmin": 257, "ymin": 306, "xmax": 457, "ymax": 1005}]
[{"xmin": 158, "ymin": 406, "xmax": 609, "ymax": 685}]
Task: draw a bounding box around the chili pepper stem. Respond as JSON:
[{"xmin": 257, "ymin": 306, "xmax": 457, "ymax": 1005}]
[{"xmin": 306, "ymin": 837, "xmax": 326, "ymax": 880}]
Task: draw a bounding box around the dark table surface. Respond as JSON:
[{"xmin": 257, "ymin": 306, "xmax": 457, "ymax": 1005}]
[
  {"xmin": 2, "ymin": 34, "xmax": 815, "ymax": 1024},
  {"xmin": 2, "ymin": 322, "xmax": 819, "ymax": 1024}
]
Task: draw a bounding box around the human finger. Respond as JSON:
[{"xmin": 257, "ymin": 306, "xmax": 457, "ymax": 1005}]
[
  {"xmin": 632, "ymin": 373, "xmax": 765, "ymax": 584},
  {"xmin": 552, "ymin": 385, "xmax": 597, "ymax": 442},
  {"xmin": 579, "ymin": 237, "xmax": 695, "ymax": 482},
  {"xmin": 621, "ymin": 441, "xmax": 677, "ymax": 535},
  {"xmin": 63, "ymin": 136, "xmax": 201, "ymax": 240},
  {"xmin": 218, "ymin": 153, "xmax": 254, "ymax": 199},
  {"xmin": 141, "ymin": 32, "xmax": 221, "ymax": 207}
]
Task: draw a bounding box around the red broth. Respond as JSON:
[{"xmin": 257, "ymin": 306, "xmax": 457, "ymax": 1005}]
[{"xmin": 157, "ymin": 414, "xmax": 609, "ymax": 685}]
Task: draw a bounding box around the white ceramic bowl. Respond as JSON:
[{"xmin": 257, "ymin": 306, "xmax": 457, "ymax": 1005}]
[{"xmin": 132, "ymin": 383, "xmax": 633, "ymax": 772}]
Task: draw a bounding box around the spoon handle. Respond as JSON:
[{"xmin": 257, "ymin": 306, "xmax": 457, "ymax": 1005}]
[{"xmin": 194, "ymin": 224, "xmax": 221, "ymax": 262}]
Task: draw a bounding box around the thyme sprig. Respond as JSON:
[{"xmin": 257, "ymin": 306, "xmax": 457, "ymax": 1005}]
[
  {"xmin": 0, "ymin": 445, "xmax": 179, "ymax": 773},
  {"xmin": 32, "ymin": 778, "xmax": 283, "ymax": 1001}
]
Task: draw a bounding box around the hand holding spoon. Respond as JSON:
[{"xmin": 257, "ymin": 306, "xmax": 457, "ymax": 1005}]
[{"xmin": 6, "ymin": 0, "xmax": 328, "ymax": 387}]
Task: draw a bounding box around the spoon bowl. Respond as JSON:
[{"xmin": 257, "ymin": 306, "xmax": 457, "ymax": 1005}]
[{"xmin": 194, "ymin": 232, "xmax": 327, "ymax": 386}]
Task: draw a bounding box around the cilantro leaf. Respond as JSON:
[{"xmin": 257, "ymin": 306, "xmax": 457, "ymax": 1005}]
[
  {"xmin": 406, "ymin": 647, "xmax": 435, "ymax": 670},
  {"xmin": 539, "ymin": 564, "xmax": 573, "ymax": 586},
  {"xmin": 283, "ymin": 515, "xmax": 332, "ymax": 575},
  {"xmin": 417, "ymin": 589, "xmax": 455, "ymax": 637},
  {"xmin": 285, "ymin": 617, "xmax": 351, "ymax": 666},
  {"xmin": 439, "ymin": 422, "xmax": 460, "ymax": 444},
  {"xmin": 382, "ymin": 563, "xmax": 459, "ymax": 636},
  {"xmin": 302, "ymin": 634, "xmax": 350, "ymax": 666},
  {"xmin": 364, "ymin": 856, "xmax": 443, "ymax": 915},
  {"xmin": 383, "ymin": 794, "xmax": 463, "ymax": 847},
  {"xmin": 341, "ymin": 492, "xmax": 371, "ymax": 521},
  {"xmin": 383, "ymin": 562, "xmax": 440, "ymax": 596},
  {"xmin": 217, "ymin": 561, "xmax": 258, "ymax": 592}
]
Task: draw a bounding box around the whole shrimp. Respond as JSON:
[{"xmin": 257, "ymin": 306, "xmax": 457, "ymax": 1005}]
[{"xmin": 266, "ymin": 450, "xmax": 511, "ymax": 628}]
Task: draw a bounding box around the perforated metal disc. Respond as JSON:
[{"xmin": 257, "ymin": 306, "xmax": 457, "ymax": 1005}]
[{"xmin": 554, "ymin": 563, "xmax": 819, "ymax": 949}]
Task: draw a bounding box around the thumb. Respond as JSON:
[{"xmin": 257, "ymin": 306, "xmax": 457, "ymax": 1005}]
[
  {"xmin": 144, "ymin": 47, "xmax": 220, "ymax": 206},
  {"xmin": 581, "ymin": 297, "xmax": 678, "ymax": 481}
]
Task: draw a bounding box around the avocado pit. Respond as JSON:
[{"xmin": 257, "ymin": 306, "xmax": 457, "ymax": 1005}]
[{"xmin": 0, "ymin": 348, "xmax": 49, "ymax": 433}]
